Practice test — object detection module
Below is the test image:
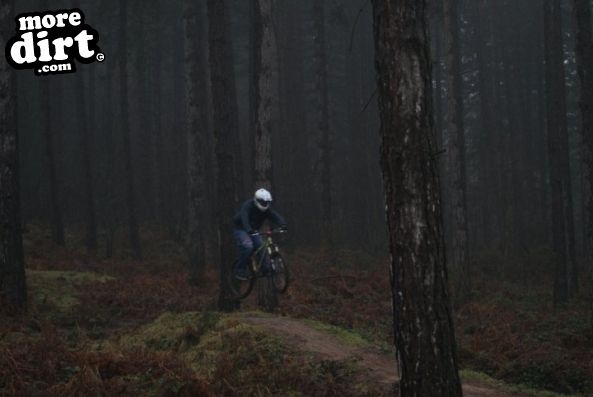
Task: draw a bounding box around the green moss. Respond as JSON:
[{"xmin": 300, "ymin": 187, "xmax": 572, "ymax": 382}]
[
  {"xmin": 185, "ymin": 317, "xmax": 289, "ymax": 376},
  {"xmin": 27, "ymin": 270, "xmax": 114, "ymax": 284},
  {"xmin": 27, "ymin": 270, "xmax": 115, "ymax": 313},
  {"xmin": 303, "ymin": 318, "xmax": 373, "ymax": 348},
  {"xmin": 197, "ymin": 318, "xmax": 380, "ymax": 396},
  {"xmin": 238, "ymin": 312, "xmax": 379, "ymax": 350},
  {"xmin": 72, "ymin": 309, "xmax": 394, "ymax": 395},
  {"xmin": 460, "ymin": 369, "xmax": 581, "ymax": 397},
  {"xmin": 110, "ymin": 311, "xmax": 384, "ymax": 395},
  {"xmin": 118, "ymin": 311, "xmax": 221, "ymax": 351},
  {"xmin": 0, "ymin": 330, "xmax": 41, "ymax": 345}
]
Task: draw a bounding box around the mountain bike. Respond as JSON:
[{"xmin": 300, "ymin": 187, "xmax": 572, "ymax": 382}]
[{"xmin": 228, "ymin": 229, "xmax": 290, "ymax": 299}]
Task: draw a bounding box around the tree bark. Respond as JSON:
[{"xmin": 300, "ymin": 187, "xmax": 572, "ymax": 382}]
[
  {"xmin": 253, "ymin": 0, "xmax": 277, "ymax": 191},
  {"xmin": 313, "ymin": 0, "xmax": 332, "ymax": 248},
  {"xmin": 73, "ymin": 0, "xmax": 97, "ymax": 254},
  {"xmin": 185, "ymin": 0, "xmax": 209, "ymax": 284},
  {"xmin": 473, "ymin": 0, "xmax": 495, "ymax": 250},
  {"xmin": 443, "ymin": 0, "xmax": 470, "ymax": 301},
  {"xmin": 208, "ymin": 0, "xmax": 241, "ymax": 312},
  {"xmin": 39, "ymin": 0, "xmax": 64, "ymax": 247},
  {"xmin": 119, "ymin": 0, "xmax": 142, "ymax": 260},
  {"xmin": 248, "ymin": 0, "xmax": 257, "ymax": 187},
  {"xmin": 252, "ymin": 0, "xmax": 279, "ymax": 311},
  {"xmin": 0, "ymin": 0, "xmax": 27, "ymax": 311},
  {"xmin": 371, "ymin": 1, "xmax": 463, "ymax": 395},
  {"xmin": 78, "ymin": 68, "xmax": 97, "ymax": 254},
  {"xmin": 544, "ymin": 0, "xmax": 574, "ymax": 304},
  {"xmin": 573, "ymin": 0, "xmax": 593, "ymax": 324},
  {"xmin": 276, "ymin": 0, "xmax": 306, "ymax": 246},
  {"xmin": 150, "ymin": 6, "xmax": 165, "ymax": 225},
  {"xmin": 41, "ymin": 78, "xmax": 65, "ymax": 247},
  {"xmin": 431, "ymin": 3, "xmax": 444, "ymax": 154},
  {"xmin": 103, "ymin": 54, "xmax": 118, "ymax": 259}
]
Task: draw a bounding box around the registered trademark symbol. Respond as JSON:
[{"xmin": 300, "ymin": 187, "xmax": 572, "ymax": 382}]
[{"xmin": 96, "ymin": 53, "xmax": 105, "ymax": 62}]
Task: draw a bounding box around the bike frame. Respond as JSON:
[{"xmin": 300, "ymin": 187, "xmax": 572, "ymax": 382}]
[
  {"xmin": 250, "ymin": 230, "xmax": 283, "ymax": 274},
  {"xmin": 228, "ymin": 228, "xmax": 289, "ymax": 299}
]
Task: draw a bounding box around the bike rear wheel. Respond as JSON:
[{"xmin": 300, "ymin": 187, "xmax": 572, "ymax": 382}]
[
  {"xmin": 228, "ymin": 260, "xmax": 255, "ymax": 299},
  {"xmin": 270, "ymin": 254, "xmax": 290, "ymax": 293}
]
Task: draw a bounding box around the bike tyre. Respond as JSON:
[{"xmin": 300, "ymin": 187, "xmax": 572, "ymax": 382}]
[
  {"xmin": 271, "ymin": 254, "xmax": 290, "ymax": 293},
  {"xmin": 228, "ymin": 260, "xmax": 255, "ymax": 299}
]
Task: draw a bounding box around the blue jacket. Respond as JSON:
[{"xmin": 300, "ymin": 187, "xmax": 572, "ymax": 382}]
[{"xmin": 233, "ymin": 199, "xmax": 287, "ymax": 232}]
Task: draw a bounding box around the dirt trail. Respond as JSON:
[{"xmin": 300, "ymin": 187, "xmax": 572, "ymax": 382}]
[{"xmin": 241, "ymin": 314, "xmax": 526, "ymax": 397}]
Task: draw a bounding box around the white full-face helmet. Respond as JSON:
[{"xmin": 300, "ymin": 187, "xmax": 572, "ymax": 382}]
[{"xmin": 254, "ymin": 188, "xmax": 272, "ymax": 212}]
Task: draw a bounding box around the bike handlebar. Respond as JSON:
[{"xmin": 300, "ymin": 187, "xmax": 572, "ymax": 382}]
[{"xmin": 251, "ymin": 229, "xmax": 287, "ymax": 237}]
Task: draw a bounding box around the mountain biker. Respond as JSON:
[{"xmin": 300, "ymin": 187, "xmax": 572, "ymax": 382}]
[{"xmin": 232, "ymin": 188, "xmax": 287, "ymax": 280}]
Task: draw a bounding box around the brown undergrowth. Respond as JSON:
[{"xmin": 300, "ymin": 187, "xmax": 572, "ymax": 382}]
[
  {"xmin": 275, "ymin": 249, "xmax": 593, "ymax": 396},
  {"xmin": 0, "ymin": 226, "xmax": 386, "ymax": 396},
  {"xmin": 2, "ymin": 225, "xmax": 592, "ymax": 395}
]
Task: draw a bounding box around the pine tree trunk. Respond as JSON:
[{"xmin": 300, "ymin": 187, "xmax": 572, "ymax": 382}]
[
  {"xmin": 277, "ymin": 0, "xmax": 306, "ymax": 244},
  {"xmin": 536, "ymin": 56, "xmax": 550, "ymax": 249},
  {"xmin": 443, "ymin": 0, "xmax": 470, "ymax": 300},
  {"xmin": 38, "ymin": 0, "xmax": 64, "ymax": 247},
  {"xmin": 544, "ymin": 0, "xmax": 573, "ymax": 304},
  {"xmin": 474, "ymin": 0, "xmax": 494, "ymax": 249},
  {"xmin": 0, "ymin": 0, "xmax": 27, "ymax": 311},
  {"xmin": 150, "ymin": 6, "xmax": 164, "ymax": 225},
  {"xmin": 41, "ymin": 78, "xmax": 65, "ymax": 247},
  {"xmin": 119, "ymin": 0, "xmax": 142, "ymax": 260},
  {"xmin": 253, "ymin": 0, "xmax": 276, "ymax": 191},
  {"xmin": 501, "ymin": 34, "xmax": 522, "ymax": 254},
  {"xmin": 489, "ymin": 1, "xmax": 508, "ymax": 252},
  {"xmin": 502, "ymin": 3, "xmax": 531, "ymax": 255},
  {"xmin": 74, "ymin": 0, "xmax": 96, "ymax": 254},
  {"xmin": 573, "ymin": 0, "xmax": 593, "ymax": 325},
  {"xmin": 104, "ymin": 56, "xmax": 117, "ymax": 259},
  {"xmin": 253, "ymin": 0, "xmax": 279, "ymax": 311},
  {"xmin": 432, "ymin": 5, "xmax": 444, "ymax": 153},
  {"xmin": 347, "ymin": 24, "xmax": 370, "ymax": 246},
  {"xmin": 371, "ymin": 1, "xmax": 463, "ymax": 395},
  {"xmin": 185, "ymin": 0, "xmax": 209, "ymax": 284},
  {"xmin": 312, "ymin": 0, "xmax": 332, "ymax": 248},
  {"xmin": 248, "ymin": 0, "xmax": 257, "ymax": 188},
  {"xmin": 78, "ymin": 69, "xmax": 97, "ymax": 254},
  {"xmin": 208, "ymin": 0, "xmax": 241, "ymax": 312}
]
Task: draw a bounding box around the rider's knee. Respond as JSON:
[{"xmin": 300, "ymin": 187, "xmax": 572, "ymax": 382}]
[{"xmin": 241, "ymin": 240, "xmax": 254, "ymax": 252}]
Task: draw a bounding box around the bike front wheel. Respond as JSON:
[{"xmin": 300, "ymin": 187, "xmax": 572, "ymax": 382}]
[
  {"xmin": 228, "ymin": 260, "xmax": 255, "ymax": 299},
  {"xmin": 270, "ymin": 254, "xmax": 290, "ymax": 293}
]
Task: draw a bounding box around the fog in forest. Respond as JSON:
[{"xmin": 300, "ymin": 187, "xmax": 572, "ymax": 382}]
[{"xmin": 1, "ymin": 0, "xmax": 593, "ymax": 395}]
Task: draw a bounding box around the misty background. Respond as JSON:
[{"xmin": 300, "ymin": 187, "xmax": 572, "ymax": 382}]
[{"xmin": 13, "ymin": 0, "xmax": 592, "ymax": 296}]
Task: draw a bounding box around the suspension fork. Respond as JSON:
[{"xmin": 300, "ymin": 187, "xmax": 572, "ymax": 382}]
[{"xmin": 252, "ymin": 239, "xmax": 269, "ymax": 270}]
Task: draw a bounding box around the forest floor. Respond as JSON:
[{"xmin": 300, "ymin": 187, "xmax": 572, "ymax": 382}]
[
  {"xmin": 240, "ymin": 313, "xmax": 534, "ymax": 397},
  {"xmin": 1, "ymin": 225, "xmax": 591, "ymax": 396}
]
